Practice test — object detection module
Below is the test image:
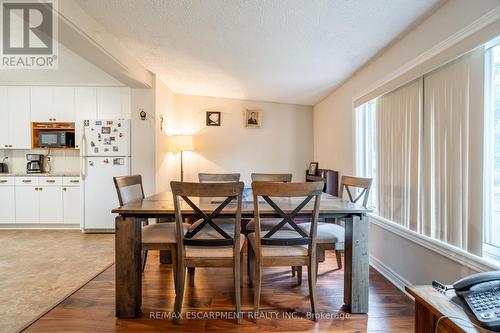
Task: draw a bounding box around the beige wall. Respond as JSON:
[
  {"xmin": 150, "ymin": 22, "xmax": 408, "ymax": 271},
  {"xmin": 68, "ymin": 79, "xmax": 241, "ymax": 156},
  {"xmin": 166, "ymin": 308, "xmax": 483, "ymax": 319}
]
[
  {"xmin": 314, "ymin": 0, "xmax": 500, "ymax": 285},
  {"xmin": 161, "ymin": 94, "xmax": 313, "ymax": 186}
]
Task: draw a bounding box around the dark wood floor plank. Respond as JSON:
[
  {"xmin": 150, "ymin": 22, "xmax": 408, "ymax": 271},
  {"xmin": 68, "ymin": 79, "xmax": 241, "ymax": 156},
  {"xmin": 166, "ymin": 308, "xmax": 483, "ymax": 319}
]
[{"xmin": 24, "ymin": 252, "xmax": 414, "ymax": 333}]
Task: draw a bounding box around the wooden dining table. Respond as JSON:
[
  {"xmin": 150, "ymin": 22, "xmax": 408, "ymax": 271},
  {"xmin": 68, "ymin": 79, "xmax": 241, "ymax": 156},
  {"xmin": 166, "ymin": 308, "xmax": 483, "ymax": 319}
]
[{"xmin": 112, "ymin": 191, "xmax": 372, "ymax": 318}]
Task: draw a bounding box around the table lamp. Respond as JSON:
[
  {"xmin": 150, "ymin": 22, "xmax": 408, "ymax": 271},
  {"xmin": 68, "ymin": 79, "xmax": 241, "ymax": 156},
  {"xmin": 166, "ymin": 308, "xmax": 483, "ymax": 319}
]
[{"xmin": 168, "ymin": 135, "xmax": 194, "ymax": 181}]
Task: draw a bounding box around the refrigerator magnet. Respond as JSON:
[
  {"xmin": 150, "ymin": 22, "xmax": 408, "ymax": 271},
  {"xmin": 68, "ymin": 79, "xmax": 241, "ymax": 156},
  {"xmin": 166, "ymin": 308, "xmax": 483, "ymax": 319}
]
[
  {"xmin": 94, "ymin": 147, "xmax": 99, "ymax": 153},
  {"xmin": 106, "ymin": 121, "xmax": 113, "ymax": 125},
  {"xmin": 84, "ymin": 120, "xmax": 90, "ymax": 126},
  {"xmin": 113, "ymin": 146, "xmax": 119, "ymax": 152},
  {"xmin": 104, "ymin": 148, "xmax": 109, "ymax": 152},
  {"xmin": 95, "ymin": 121, "xmax": 102, "ymax": 125},
  {"xmin": 102, "ymin": 127, "xmax": 111, "ymax": 134},
  {"xmin": 113, "ymin": 158, "xmax": 124, "ymax": 165}
]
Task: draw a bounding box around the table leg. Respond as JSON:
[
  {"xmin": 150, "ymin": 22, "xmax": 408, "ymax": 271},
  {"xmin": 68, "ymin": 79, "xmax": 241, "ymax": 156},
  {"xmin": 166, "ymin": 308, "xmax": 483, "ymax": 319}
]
[
  {"xmin": 159, "ymin": 218, "xmax": 174, "ymax": 264},
  {"xmin": 343, "ymin": 214, "xmax": 369, "ymax": 313},
  {"xmin": 115, "ymin": 216, "xmax": 142, "ymax": 317}
]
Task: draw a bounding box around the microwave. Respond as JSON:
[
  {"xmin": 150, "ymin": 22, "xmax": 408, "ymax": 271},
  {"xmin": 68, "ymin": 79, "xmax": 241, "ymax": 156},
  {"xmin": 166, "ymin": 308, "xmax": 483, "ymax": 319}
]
[{"xmin": 38, "ymin": 131, "xmax": 75, "ymax": 148}]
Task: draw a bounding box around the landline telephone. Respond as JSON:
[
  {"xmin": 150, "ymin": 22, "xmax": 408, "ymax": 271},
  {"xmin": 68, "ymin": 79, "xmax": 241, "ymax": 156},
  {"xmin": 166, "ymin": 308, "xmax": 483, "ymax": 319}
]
[{"xmin": 435, "ymin": 271, "xmax": 500, "ymax": 331}]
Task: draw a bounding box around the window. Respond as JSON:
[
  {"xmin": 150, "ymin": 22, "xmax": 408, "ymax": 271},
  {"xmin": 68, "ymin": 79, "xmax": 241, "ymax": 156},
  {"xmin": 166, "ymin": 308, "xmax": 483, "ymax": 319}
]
[
  {"xmin": 356, "ymin": 47, "xmax": 486, "ymax": 258},
  {"xmin": 484, "ymin": 42, "xmax": 500, "ymax": 260}
]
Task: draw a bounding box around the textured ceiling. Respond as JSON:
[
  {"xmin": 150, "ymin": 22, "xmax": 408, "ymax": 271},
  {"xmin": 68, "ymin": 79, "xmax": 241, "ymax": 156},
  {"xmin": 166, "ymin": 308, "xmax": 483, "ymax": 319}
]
[{"xmin": 76, "ymin": 0, "xmax": 441, "ymax": 105}]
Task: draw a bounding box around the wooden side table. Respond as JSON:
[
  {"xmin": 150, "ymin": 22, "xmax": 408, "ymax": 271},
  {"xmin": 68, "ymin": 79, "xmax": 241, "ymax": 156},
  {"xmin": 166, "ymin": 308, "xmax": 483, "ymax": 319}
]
[{"xmin": 406, "ymin": 285, "xmax": 485, "ymax": 333}]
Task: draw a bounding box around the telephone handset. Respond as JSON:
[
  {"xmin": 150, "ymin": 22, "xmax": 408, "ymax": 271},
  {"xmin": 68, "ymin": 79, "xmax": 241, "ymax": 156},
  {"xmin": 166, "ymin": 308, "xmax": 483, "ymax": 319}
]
[{"xmin": 453, "ymin": 270, "xmax": 500, "ymax": 331}]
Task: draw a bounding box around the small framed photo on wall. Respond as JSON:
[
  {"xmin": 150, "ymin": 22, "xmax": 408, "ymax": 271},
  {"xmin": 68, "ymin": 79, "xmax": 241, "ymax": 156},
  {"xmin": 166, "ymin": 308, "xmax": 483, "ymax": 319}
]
[
  {"xmin": 245, "ymin": 109, "xmax": 261, "ymax": 128},
  {"xmin": 308, "ymin": 162, "xmax": 319, "ymax": 175},
  {"xmin": 206, "ymin": 111, "xmax": 221, "ymax": 126}
]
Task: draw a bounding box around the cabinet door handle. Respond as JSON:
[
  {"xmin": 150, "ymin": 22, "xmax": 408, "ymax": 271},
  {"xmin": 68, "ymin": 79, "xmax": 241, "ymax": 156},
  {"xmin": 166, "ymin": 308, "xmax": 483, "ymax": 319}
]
[
  {"xmin": 46, "ymin": 180, "xmax": 56, "ymax": 183},
  {"xmin": 69, "ymin": 180, "xmax": 79, "ymax": 183},
  {"xmin": 62, "ymin": 187, "xmax": 67, "ymax": 191},
  {"xmin": 0, "ymin": 180, "xmax": 7, "ymax": 183},
  {"xmin": 35, "ymin": 187, "xmax": 38, "ymax": 191},
  {"xmin": 22, "ymin": 180, "xmax": 32, "ymax": 183},
  {"xmin": 39, "ymin": 187, "xmax": 43, "ymax": 191}
]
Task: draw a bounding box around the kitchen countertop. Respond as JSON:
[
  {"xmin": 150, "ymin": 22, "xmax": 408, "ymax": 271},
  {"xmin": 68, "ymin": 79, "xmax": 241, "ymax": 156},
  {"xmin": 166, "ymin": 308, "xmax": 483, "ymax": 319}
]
[{"xmin": 0, "ymin": 173, "xmax": 80, "ymax": 177}]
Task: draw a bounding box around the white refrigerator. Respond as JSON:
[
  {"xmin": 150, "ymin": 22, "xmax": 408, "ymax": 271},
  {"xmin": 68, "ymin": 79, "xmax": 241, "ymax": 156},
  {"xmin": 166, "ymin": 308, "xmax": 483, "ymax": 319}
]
[{"xmin": 81, "ymin": 119, "xmax": 131, "ymax": 231}]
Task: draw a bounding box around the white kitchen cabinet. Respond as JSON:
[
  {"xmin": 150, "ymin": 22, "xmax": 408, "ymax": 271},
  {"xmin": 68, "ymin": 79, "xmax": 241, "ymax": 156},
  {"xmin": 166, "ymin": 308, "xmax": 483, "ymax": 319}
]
[
  {"xmin": 30, "ymin": 86, "xmax": 53, "ymax": 122},
  {"xmin": 15, "ymin": 186, "xmax": 39, "ymax": 223},
  {"xmin": 63, "ymin": 186, "xmax": 80, "ymax": 224},
  {"xmin": 97, "ymin": 87, "xmax": 123, "ymax": 119},
  {"xmin": 53, "ymin": 87, "xmax": 75, "ymax": 122},
  {"xmin": 74, "ymin": 87, "xmax": 97, "ymax": 149},
  {"xmin": 39, "ymin": 186, "xmax": 64, "ymax": 224},
  {"xmin": 7, "ymin": 87, "xmax": 31, "ymax": 149},
  {"xmin": 0, "ymin": 186, "xmax": 15, "ymax": 223},
  {"xmin": 0, "ymin": 87, "xmax": 8, "ymax": 148},
  {"xmin": 31, "ymin": 86, "xmax": 75, "ymax": 122}
]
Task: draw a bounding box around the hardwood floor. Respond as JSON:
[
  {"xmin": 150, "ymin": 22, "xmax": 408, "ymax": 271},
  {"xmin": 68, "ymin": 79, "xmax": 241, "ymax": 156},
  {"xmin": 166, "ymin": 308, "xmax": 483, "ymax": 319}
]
[{"xmin": 24, "ymin": 251, "xmax": 414, "ymax": 332}]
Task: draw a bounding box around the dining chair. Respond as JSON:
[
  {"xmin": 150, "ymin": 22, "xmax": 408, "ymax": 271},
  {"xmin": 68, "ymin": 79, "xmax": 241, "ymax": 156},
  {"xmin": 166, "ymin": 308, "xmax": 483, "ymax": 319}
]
[
  {"xmin": 171, "ymin": 181, "xmax": 245, "ymax": 323},
  {"xmin": 298, "ymin": 175, "xmax": 372, "ymax": 270},
  {"xmin": 186, "ymin": 173, "xmax": 241, "ymax": 285},
  {"xmin": 245, "ymin": 173, "xmax": 293, "ymax": 232},
  {"xmin": 248, "ymin": 181, "xmax": 323, "ymax": 321},
  {"xmin": 113, "ymin": 175, "xmax": 188, "ymax": 276}
]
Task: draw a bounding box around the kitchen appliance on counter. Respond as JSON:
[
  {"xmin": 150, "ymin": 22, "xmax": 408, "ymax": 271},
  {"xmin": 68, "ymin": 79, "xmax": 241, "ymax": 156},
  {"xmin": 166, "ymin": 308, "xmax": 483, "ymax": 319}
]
[
  {"xmin": 82, "ymin": 119, "xmax": 131, "ymax": 231},
  {"xmin": 26, "ymin": 154, "xmax": 45, "ymax": 173},
  {"xmin": 0, "ymin": 157, "xmax": 8, "ymax": 173}
]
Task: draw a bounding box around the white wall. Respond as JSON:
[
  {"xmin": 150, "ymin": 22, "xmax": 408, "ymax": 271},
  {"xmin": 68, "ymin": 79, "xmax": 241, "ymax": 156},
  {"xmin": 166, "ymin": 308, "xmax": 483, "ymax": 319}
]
[
  {"xmin": 314, "ymin": 0, "xmax": 500, "ymax": 285},
  {"xmin": 130, "ymin": 88, "xmax": 156, "ymax": 196},
  {"xmin": 154, "ymin": 77, "xmax": 176, "ymax": 193},
  {"xmin": 158, "ymin": 94, "xmax": 313, "ymax": 187}
]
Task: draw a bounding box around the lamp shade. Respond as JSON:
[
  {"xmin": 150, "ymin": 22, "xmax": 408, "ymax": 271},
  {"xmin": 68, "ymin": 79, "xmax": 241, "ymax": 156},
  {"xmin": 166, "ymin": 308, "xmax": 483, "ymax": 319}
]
[{"xmin": 168, "ymin": 135, "xmax": 194, "ymax": 152}]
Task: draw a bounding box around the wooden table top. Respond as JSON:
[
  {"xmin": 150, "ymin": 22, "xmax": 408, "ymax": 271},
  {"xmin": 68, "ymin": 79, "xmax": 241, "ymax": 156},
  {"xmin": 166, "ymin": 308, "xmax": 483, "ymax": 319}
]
[
  {"xmin": 112, "ymin": 191, "xmax": 372, "ymax": 216},
  {"xmin": 406, "ymin": 285, "xmax": 483, "ymax": 333}
]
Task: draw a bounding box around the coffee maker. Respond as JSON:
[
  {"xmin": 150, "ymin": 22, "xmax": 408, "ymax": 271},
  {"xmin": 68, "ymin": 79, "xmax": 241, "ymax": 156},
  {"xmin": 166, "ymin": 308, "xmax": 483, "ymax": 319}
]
[{"xmin": 26, "ymin": 154, "xmax": 44, "ymax": 173}]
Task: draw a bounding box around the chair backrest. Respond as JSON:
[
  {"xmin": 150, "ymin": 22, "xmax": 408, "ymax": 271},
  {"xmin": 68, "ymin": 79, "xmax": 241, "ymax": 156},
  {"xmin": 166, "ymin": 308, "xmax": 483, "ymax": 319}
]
[
  {"xmin": 171, "ymin": 181, "xmax": 244, "ymax": 258},
  {"xmin": 198, "ymin": 173, "xmax": 241, "ymax": 183},
  {"xmin": 113, "ymin": 175, "xmax": 145, "ymax": 206},
  {"xmin": 339, "ymin": 175, "xmax": 372, "ymax": 207},
  {"xmin": 251, "ymin": 173, "xmax": 292, "ymax": 182},
  {"xmin": 251, "ymin": 181, "xmax": 323, "ymax": 251}
]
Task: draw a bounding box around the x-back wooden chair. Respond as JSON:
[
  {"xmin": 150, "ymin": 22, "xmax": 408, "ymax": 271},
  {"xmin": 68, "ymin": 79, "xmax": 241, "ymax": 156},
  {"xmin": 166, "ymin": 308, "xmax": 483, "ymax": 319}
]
[
  {"xmin": 171, "ymin": 181, "xmax": 245, "ymax": 323},
  {"xmin": 299, "ymin": 175, "xmax": 372, "ymax": 271},
  {"xmin": 114, "ymin": 175, "xmax": 186, "ymax": 279},
  {"xmin": 248, "ymin": 181, "xmax": 323, "ymax": 321}
]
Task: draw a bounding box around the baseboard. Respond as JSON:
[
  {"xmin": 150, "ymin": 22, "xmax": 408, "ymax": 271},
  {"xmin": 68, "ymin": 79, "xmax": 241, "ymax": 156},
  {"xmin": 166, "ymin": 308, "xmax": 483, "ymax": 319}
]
[
  {"xmin": 0, "ymin": 224, "xmax": 80, "ymax": 230},
  {"xmin": 369, "ymin": 255, "xmax": 414, "ymax": 299}
]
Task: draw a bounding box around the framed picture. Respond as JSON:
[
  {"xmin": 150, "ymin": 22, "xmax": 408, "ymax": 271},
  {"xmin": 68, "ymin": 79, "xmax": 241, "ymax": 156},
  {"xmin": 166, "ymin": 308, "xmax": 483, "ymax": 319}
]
[
  {"xmin": 308, "ymin": 162, "xmax": 319, "ymax": 175},
  {"xmin": 206, "ymin": 111, "xmax": 221, "ymax": 126},
  {"xmin": 245, "ymin": 109, "xmax": 261, "ymax": 128}
]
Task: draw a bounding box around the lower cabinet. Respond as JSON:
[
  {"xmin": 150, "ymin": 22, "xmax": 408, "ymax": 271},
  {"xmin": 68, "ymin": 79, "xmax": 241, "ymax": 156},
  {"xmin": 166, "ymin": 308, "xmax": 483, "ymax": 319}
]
[
  {"xmin": 0, "ymin": 186, "xmax": 15, "ymax": 222},
  {"xmin": 15, "ymin": 186, "xmax": 39, "ymax": 224},
  {"xmin": 11, "ymin": 177, "xmax": 80, "ymax": 225},
  {"xmin": 39, "ymin": 186, "xmax": 64, "ymax": 224},
  {"xmin": 63, "ymin": 186, "xmax": 80, "ymax": 224}
]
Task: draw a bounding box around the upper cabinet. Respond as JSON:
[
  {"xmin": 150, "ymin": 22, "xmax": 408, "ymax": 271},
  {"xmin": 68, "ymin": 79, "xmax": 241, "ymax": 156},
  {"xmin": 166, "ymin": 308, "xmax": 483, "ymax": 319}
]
[
  {"xmin": 0, "ymin": 86, "xmax": 31, "ymax": 149},
  {"xmin": 74, "ymin": 87, "xmax": 97, "ymax": 149},
  {"xmin": 31, "ymin": 87, "xmax": 75, "ymax": 122},
  {"xmin": 97, "ymin": 87, "xmax": 130, "ymax": 119}
]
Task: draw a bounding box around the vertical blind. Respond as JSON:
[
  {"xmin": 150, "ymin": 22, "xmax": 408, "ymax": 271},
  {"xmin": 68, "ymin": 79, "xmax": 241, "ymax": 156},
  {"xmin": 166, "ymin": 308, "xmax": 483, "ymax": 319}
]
[
  {"xmin": 376, "ymin": 79, "xmax": 421, "ymax": 231},
  {"xmin": 361, "ymin": 47, "xmax": 485, "ymax": 256},
  {"xmin": 421, "ymin": 48, "xmax": 485, "ymax": 256}
]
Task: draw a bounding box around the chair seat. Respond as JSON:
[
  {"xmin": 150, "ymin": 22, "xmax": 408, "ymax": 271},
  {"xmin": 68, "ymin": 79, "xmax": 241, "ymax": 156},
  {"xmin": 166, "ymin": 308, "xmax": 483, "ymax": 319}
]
[
  {"xmin": 248, "ymin": 231, "xmax": 308, "ymax": 257},
  {"xmin": 142, "ymin": 222, "xmax": 189, "ymax": 245},
  {"xmin": 189, "ymin": 218, "xmax": 236, "ymax": 233},
  {"xmin": 186, "ymin": 231, "xmax": 245, "ymax": 258},
  {"xmin": 298, "ymin": 222, "xmax": 345, "ymax": 245},
  {"xmin": 246, "ymin": 218, "xmax": 294, "ymax": 231}
]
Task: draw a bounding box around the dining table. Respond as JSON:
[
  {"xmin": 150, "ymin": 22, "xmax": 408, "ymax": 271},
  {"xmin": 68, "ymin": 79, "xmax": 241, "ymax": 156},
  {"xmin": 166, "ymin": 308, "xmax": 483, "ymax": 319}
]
[{"xmin": 112, "ymin": 190, "xmax": 372, "ymax": 318}]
